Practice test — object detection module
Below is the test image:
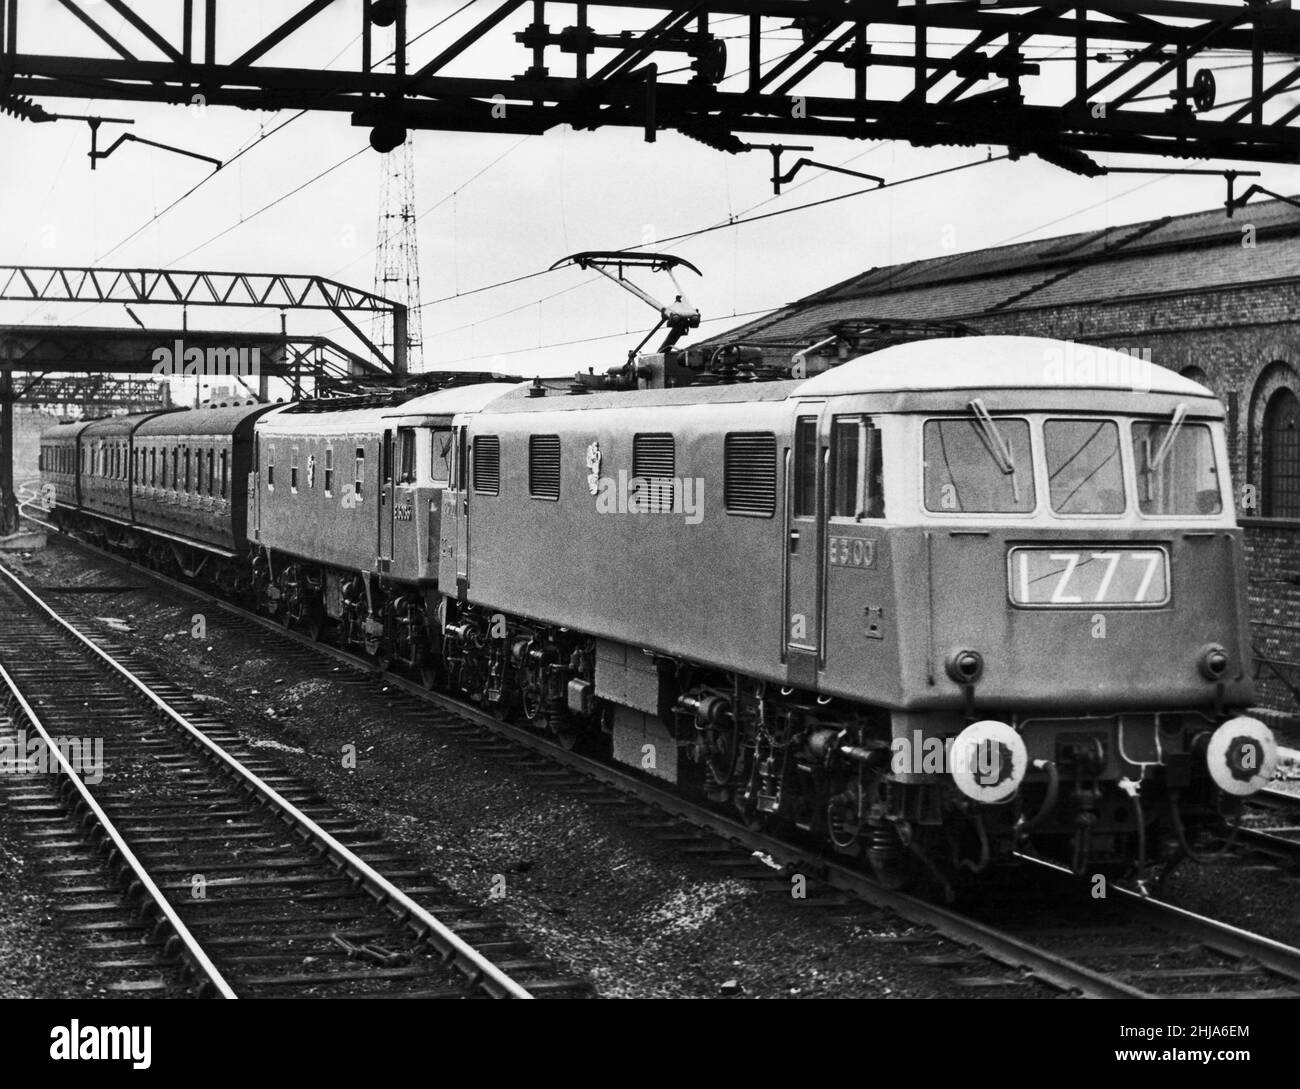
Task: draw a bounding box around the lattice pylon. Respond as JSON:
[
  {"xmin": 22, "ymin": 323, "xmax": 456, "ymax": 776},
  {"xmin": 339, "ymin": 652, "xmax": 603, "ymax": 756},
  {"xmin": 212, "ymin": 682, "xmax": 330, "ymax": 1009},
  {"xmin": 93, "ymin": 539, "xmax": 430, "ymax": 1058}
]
[{"xmin": 372, "ymin": 136, "xmax": 424, "ymax": 372}]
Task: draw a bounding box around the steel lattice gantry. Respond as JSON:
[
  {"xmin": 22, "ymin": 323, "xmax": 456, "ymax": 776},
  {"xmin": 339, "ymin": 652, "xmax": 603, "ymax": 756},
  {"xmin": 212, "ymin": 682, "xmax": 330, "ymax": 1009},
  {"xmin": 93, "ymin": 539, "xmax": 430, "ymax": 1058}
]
[
  {"xmin": 0, "ymin": 266, "xmax": 408, "ymax": 375},
  {"xmin": 2, "ymin": 2, "xmax": 1300, "ymax": 169},
  {"xmin": 0, "ymin": 265, "xmax": 404, "ymax": 535}
]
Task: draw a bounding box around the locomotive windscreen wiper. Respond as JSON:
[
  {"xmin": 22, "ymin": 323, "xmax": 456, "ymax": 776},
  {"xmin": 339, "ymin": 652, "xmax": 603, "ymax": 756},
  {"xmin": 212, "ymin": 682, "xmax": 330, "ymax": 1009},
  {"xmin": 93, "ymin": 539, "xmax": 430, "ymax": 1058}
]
[
  {"xmin": 1148, "ymin": 402, "xmax": 1189, "ymax": 470},
  {"xmin": 967, "ymin": 398, "xmax": 1020, "ymax": 502}
]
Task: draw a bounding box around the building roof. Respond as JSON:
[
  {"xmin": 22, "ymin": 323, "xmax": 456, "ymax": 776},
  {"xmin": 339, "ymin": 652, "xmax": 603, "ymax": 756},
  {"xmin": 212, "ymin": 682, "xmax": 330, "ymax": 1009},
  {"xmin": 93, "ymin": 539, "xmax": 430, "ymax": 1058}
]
[{"xmin": 700, "ymin": 196, "xmax": 1300, "ymax": 350}]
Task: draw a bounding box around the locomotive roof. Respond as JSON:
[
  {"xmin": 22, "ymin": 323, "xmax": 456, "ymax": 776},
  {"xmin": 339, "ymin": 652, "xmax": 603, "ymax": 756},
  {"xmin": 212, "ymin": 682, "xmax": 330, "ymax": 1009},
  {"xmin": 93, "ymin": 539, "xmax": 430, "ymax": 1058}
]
[
  {"xmin": 382, "ymin": 382, "xmax": 523, "ymax": 420},
  {"xmin": 256, "ymin": 404, "xmax": 394, "ymax": 436},
  {"xmin": 795, "ymin": 336, "xmax": 1213, "ymax": 398},
  {"xmin": 134, "ymin": 402, "xmax": 277, "ymax": 436},
  {"xmin": 479, "ymin": 379, "xmax": 802, "ymax": 413}
]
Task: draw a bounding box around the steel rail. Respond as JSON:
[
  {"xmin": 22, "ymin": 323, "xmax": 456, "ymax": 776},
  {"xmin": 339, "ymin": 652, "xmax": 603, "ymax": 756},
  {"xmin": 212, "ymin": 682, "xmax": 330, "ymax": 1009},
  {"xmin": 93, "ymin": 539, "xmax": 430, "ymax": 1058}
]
[
  {"xmin": 0, "ymin": 558, "xmax": 533, "ymax": 1000},
  {"xmin": 0, "ymin": 658, "xmax": 237, "ymax": 999},
  {"xmin": 1021, "ymin": 854, "xmax": 1300, "ymax": 982}
]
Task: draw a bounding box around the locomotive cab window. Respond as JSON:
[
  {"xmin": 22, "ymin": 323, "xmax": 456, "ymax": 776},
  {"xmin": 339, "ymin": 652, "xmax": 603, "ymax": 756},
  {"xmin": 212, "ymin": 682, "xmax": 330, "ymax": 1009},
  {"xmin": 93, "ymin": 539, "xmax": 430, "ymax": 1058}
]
[
  {"xmin": 830, "ymin": 416, "xmax": 885, "ymax": 520},
  {"xmin": 397, "ymin": 428, "xmax": 417, "ymax": 485},
  {"xmin": 923, "ymin": 415, "xmax": 1035, "ymax": 514},
  {"xmin": 267, "ymin": 446, "xmax": 274, "ymax": 490},
  {"xmin": 430, "ymin": 428, "xmax": 453, "ymax": 487},
  {"xmin": 1045, "ymin": 419, "xmax": 1124, "ymax": 515},
  {"xmin": 1132, "ymin": 417, "xmax": 1222, "ymax": 516},
  {"xmin": 793, "ymin": 417, "xmax": 818, "ymax": 518},
  {"xmin": 354, "ymin": 447, "xmax": 365, "ymax": 498},
  {"xmin": 324, "ymin": 447, "xmax": 334, "ymax": 496},
  {"xmin": 290, "ymin": 447, "xmax": 299, "ymax": 493}
]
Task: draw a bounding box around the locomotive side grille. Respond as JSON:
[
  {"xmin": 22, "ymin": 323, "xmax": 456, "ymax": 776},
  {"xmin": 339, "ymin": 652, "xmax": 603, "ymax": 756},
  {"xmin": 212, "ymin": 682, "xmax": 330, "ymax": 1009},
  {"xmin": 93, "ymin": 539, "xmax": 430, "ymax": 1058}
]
[
  {"xmin": 724, "ymin": 432, "xmax": 777, "ymax": 516},
  {"xmin": 473, "ymin": 435, "xmax": 500, "ymax": 495},
  {"xmin": 633, "ymin": 433, "xmax": 675, "ymax": 478},
  {"xmin": 529, "ymin": 434, "xmax": 561, "ymax": 500},
  {"xmin": 633, "ymin": 432, "xmax": 676, "ymax": 509}
]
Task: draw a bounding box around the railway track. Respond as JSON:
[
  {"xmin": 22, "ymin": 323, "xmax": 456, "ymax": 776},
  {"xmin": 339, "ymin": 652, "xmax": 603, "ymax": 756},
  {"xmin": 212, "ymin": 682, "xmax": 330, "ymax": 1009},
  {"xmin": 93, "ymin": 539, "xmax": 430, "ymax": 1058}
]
[
  {"xmin": 1235, "ymin": 788, "xmax": 1300, "ymax": 871},
  {"xmin": 0, "ymin": 556, "xmax": 583, "ymax": 999},
  {"xmin": 11, "ymin": 513, "xmax": 1300, "ymax": 999}
]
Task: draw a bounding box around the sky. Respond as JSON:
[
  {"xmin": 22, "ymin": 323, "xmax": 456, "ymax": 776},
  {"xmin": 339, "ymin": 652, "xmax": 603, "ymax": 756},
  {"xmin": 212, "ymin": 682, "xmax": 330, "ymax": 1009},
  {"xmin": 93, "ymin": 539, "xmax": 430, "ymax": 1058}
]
[{"xmin": 2, "ymin": 0, "xmax": 1299, "ymax": 401}]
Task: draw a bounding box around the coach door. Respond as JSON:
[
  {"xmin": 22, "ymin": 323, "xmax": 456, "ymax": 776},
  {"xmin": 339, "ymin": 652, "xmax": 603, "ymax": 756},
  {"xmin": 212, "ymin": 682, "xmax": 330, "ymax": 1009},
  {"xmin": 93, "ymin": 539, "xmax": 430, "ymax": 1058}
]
[
  {"xmin": 378, "ymin": 429, "xmax": 395, "ymax": 570},
  {"xmin": 784, "ymin": 404, "xmax": 826, "ymax": 687}
]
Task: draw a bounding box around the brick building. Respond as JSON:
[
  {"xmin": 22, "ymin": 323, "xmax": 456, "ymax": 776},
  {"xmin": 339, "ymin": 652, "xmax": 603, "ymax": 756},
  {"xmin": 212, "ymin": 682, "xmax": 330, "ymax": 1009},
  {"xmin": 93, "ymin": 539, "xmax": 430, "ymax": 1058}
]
[{"xmin": 700, "ymin": 197, "xmax": 1300, "ymax": 726}]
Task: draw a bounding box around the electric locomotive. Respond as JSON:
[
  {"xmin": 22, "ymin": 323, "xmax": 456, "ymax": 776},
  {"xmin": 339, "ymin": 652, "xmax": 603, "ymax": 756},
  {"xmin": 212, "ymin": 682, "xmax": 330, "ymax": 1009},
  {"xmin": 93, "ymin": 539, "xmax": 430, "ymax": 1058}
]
[
  {"xmin": 432, "ymin": 335, "xmax": 1276, "ymax": 887},
  {"xmin": 38, "ymin": 335, "xmax": 1278, "ymax": 889}
]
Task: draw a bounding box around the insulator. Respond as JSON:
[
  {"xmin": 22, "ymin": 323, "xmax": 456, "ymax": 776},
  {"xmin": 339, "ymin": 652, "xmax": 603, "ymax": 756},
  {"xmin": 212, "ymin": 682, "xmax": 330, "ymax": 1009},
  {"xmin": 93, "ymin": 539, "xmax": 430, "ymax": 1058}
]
[{"xmin": 0, "ymin": 95, "xmax": 52, "ymax": 122}]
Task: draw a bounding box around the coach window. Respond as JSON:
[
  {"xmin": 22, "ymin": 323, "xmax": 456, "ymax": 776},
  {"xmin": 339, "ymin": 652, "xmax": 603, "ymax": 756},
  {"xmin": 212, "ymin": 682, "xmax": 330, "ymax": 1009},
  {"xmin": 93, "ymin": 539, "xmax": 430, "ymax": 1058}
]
[
  {"xmin": 1133, "ymin": 419, "xmax": 1222, "ymax": 516},
  {"xmin": 220, "ymin": 450, "xmax": 229, "ymax": 499},
  {"xmin": 267, "ymin": 445, "xmax": 275, "ymax": 490},
  {"xmin": 185, "ymin": 448, "xmax": 193, "ymax": 493},
  {"xmin": 197, "ymin": 448, "xmax": 206, "ymax": 495},
  {"xmin": 290, "ymin": 447, "xmax": 299, "ymax": 493},
  {"xmin": 1044, "ymin": 419, "xmax": 1124, "ymax": 515},
  {"xmin": 1262, "ymin": 387, "xmax": 1300, "ymax": 518},
  {"xmin": 793, "ymin": 417, "xmax": 819, "ymax": 518},
  {"xmin": 355, "ymin": 447, "xmax": 365, "ymax": 497},
  {"xmin": 430, "ymin": 428, "xmax": 453, "ymax": 486},
  {"xmin": 150, "ymin": 448, "xmax": 157, "ymax": 487},
  {"xmin": 207, "ymin": 449, "xmax": 215, "ymax": 497},
  {"xmin": 306, "ymin": 453, "xmax": 316, "ymax": 490},
  {"xmin": 398, "ymin": 428, "xmax": 417, "ymax": 484},
  {"xmin": 324, "ymin": 447, "xmax": 334, "ymax": 496},
  {"xmin": 923, "ymin": 416, "xmax": 1035, "ymax": 514}
]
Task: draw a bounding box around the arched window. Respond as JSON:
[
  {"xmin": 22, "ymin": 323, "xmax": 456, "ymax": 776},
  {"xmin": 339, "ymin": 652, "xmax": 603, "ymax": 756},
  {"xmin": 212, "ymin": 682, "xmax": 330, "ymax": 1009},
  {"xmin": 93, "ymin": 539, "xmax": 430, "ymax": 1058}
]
[{"xmin": 1263, "ymin": 387, "xmax": 1300, "ymax": 518}]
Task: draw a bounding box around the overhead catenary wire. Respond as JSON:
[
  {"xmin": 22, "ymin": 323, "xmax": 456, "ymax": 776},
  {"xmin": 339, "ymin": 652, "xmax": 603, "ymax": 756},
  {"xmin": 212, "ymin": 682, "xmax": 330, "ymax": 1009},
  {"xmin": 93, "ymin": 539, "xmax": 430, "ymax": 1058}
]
[{"xmin": 165, "ymin": 146, "xmax": 370, "ymax": 267}]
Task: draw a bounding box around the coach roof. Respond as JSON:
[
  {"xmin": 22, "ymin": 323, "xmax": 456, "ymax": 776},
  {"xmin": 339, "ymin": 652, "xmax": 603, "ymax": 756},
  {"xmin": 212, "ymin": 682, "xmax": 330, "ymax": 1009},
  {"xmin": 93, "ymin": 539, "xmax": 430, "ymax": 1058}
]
[
  {"xmin": 135, "ymin": 402, "xmax": 276, "ymax": 437},
  {"xmin": 794, "ymin": 335, "xmax": 1212, "ymax": 398}
]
